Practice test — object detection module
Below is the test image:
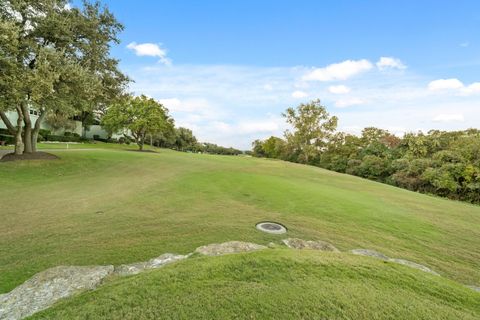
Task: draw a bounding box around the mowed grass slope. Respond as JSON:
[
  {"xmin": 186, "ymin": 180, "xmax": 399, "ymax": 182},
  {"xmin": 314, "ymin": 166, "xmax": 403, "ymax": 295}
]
[
  {"xmin": 0, "ymin": 147, "xmax": 479, "ymax": 296},
  {"xmin": 31, "ymin": 250, "xmax": 480, "ymax": 320}
]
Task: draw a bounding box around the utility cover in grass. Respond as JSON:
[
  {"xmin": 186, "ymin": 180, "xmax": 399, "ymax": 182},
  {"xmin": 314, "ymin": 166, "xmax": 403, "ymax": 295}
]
[{"xmin": 256, "ymin": 222, "xmax": 287, "ymax": 234}]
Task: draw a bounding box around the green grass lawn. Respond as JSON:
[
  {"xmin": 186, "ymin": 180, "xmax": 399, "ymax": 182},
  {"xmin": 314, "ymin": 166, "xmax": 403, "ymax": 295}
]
[
  {"xmin": 30, "ymin": 249, "xmax": 480, "ymax": 320},
  {"xmin": 0, "ymin": 147, "xmax": 479, "ymax": 317}
]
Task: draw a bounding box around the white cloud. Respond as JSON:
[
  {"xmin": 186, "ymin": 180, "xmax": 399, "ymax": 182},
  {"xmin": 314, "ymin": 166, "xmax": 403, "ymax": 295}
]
[
  {"xmin": 291, "ymin": 90, "xmax": 309, "ymax": 98},
  {"xmin": 428, "ymin": 78, "xmax": 480, "ymax": 95},
  {"xmin": 461, "ymin": 82, "xmax": 480, "ymax": 95},
  {"xmin": 433, "ymin": 114, "xmax": 465, "ymax": 122},
  {"xmin": 124, "ymin": 63, "xmax": 480, "ymax": 149},
  {"xmin": 376, "ymin": 57, "xmax": 406, "ymax": 70},
  {"xmin": 428, "ymin": 78, "xmax": 464, "ymax": 91},
  {"xmin": 263, "ymin": 84, "xmax": 273, "ymax": 91},
  {"xmin": 460, "ymin": 42, "xmax": 469, "ymax": 47},
  {"xmin": 237, "ymin": 120, "xmax": 280, "ymax": 134},
  {"xmin": 158, "ymin": 97, "xmax": 211, "ymax": 113},
  {"xmin": 328, "ymin": 85, "xmax": 351, "ymax": 94},
  {"xmin": 335, "ymin": 98, "xmax": 365, "ymax": 108},
  {"xmin": 302, "ymin": 59, "xmax": 373, "ymax": 81},
  {"xmin": 126, "ymin": 42, "xmax": 172, "ymax": 65}
]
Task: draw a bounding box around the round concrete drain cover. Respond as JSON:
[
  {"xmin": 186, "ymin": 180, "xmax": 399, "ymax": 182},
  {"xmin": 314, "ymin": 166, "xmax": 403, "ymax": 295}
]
[{"xmin": 255, "ymin": 222, "xmax": 287, "ymax": 234}]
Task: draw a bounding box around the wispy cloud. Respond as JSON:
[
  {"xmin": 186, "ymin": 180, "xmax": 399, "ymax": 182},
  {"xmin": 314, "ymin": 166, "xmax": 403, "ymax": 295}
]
[
  {"xmin": 376, "ymin": 57, "xmax": 406, "ymax": 70},
  {"xmin": 335, "ymin": 98, "xmax": 366, "ymax": 108},
  {"xmin": 291, "ymin": 90, "xmax": 309, "ymax": 98},
  {"xmin": 428, "ymin": 78, "xmax": 464, "ymax": 91},
  {"xmin": 122, "ymin": 58, "xmax": 480, "ymax": 148},
  {"xmin": 302, "ymin": 59, "xmax": 373, "ymax": 81},
  {"xmin": 126, "ymin": 42, "xmax": 172, "ymax": 65},
  {"xmin": 433, "ymin": 113, "xmax": 465, "ymax": 122},
  {"xmin": 328, "ymin": 85, "xmax": 351, "ymax": 94},
  {"xmin": 428, "ymin": 78, "xmax": 480, "ymax": 95}
]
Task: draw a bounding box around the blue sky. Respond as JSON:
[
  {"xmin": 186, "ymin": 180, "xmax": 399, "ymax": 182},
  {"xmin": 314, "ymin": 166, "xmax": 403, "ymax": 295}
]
[{"xmin": 76, "ymin": 0, "xmax": 480, "ymax": 149}]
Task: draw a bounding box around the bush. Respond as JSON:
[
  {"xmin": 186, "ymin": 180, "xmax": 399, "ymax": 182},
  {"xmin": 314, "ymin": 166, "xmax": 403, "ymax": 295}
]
[
  {"xmin": 39, "ymin": 129, "xmax": 51, "ymax": 137},
  {"xmin": 80, "ymin": 137, "xmax": 93, "ymax": 143},
  {"xmin": 0, "ymin": 128, "xmax": 11, "ymax": 135},
  {"xmin": 0, "ymin": 134, "xmax": 15, "ymax": 145},
  {"xmin": 45, "ymin": 134, "xmax": 81, "ymax": 142},
  {"xmin": 64, "ymin": 132, "xmax": 80, "ymax": 138}
]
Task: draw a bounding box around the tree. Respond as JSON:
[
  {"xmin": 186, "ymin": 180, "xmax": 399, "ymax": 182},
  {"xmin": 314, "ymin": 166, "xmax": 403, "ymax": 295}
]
[
  {"xmin": 102, "ymin": 95, "xmax": 174, "ymax": 150},
  {"xmin": 262, "ymin": 136, "xmax": 285, "ymax": 159},
  {"xmin": 174, "ymin": 127, "xmax": 197, "ymax": 151},
  {"xmin": 0, "ymin": 0, "xmax": 127, "ymax": 155},
  {"xmin": 283, "ymin": 99, "xmax": 338, "ymax": 164},
  {"xmin": 251, "ymin": 139, "xmax": 266, "ymax": 157}
]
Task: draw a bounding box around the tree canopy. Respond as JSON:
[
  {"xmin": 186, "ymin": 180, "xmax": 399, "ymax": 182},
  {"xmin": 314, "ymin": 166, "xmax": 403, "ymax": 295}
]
[
  {"xmin": 252, "ymin": 100, "xmax": 480, "ymax": 204},
  {"xmin": 102, "ymin": 95, "xmax": 174, "ymax": 150},
  {"xmin": 0, "ymin": 0, "xmax": 128, "ymax": 154}
]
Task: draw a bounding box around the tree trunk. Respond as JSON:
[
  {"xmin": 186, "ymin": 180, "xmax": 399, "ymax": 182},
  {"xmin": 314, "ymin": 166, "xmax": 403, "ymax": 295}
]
[
  {"xmin": 14, "ymin": 107, "xmax": 24, "ymax": 155},
  {"xmin": 138, "ymin": 135, "xmax": 144, "ymax": 150},
  {"xmin": 31, "ymin": 110, "xmax": 46, "ymax": 153},
  {"xmin": 0, "ymin": 110, "xmax": 16, "ymax": 134},
  {"xmin": 1, "ymin": 109, "xmax": 24, "ymax": 155},
  {"xmin": 21, "ymin": 103, "xmax": 33, "ymax": 153}
]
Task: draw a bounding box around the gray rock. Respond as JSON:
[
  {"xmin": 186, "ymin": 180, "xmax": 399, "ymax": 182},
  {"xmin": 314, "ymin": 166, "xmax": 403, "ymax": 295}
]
[
  {"xmin": 350, "ymin": 249, "xmax": 390, "ymax": 260},
  {"xmin": 351, "ymin": 249, "xmax": 439, "ymax": 275},
  {"xmin": 389, "ymin": 258, "xmax": 439, "ymax": 276},
  {"xmin": 467, "ymin": 285, "xmax": 480, "ymax": 292},
  {"xmin": 115, "ymin": 253, "xmax": 189, "ymax": 276},
  {"xmin": 282, "ymin": 238, "xmax": 339, "ymax": 252},
  {"xmin": 0, "ymin": 265, "xmax": 113, "ymax": 320},
  {"xmin": 195, "ymin": 241, "xmax": 266, "ymax": 256}
]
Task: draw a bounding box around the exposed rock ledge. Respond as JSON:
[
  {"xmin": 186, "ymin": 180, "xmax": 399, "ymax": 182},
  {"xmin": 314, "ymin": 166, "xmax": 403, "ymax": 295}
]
[
  {"xmin": 195, "ymin": 241, "xmax": 267, "ymax": 256},
  {"xmin": 282, "ymin": 238, "xmax": 339, "ymax": 252},
  {"xmin": 2, "ymin": 240, "xmax": 477, "ymax": 320},
  {"xmin": 0, "ymin": 241, "xmax": 266, "ymax": 320},
  {"xmin": 350, "ymin": 249, "xmax": 439, "ymax": 275},
  {"xmin": 114, "ymin": 253, "xmax": 189, "ymax": 276},
  {"xmin": 0, "ymin": 265, "xmax": 113, "ymax": 320},
  {"xmin": 467, "ymin": 285, "xmax": 480, "ymax": 292}
]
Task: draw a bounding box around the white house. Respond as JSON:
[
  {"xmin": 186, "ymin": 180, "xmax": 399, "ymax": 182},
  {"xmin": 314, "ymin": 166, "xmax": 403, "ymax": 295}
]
[{"xmin": 0, "ymin": 110, "xmax": 113, "ymax": 139}]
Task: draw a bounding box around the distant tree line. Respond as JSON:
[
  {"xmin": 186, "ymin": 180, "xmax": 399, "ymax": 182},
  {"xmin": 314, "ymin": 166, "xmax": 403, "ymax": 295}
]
[{"xmin": 252, "ymin": 100, "xmax": 480, "ymax": 204}]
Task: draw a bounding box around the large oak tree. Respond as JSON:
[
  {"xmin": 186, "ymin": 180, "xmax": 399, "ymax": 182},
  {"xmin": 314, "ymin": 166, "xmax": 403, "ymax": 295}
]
[{"xmin": 0, "ymin": 0, "xmax": 128, "ymax": 154}]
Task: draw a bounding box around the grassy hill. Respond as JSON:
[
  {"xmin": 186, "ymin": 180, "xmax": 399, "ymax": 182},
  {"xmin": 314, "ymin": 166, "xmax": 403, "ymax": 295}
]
[
  {"xmin": 30, "ymin": 249, "xmax": 479, "ymax": 320},
  {"xmin": 1, "ymin": 145, "xmax": 479, "ymax": 318}
]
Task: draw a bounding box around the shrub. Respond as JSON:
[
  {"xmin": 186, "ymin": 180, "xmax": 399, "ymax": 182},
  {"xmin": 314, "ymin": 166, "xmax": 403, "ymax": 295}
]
[
  {"xmin": 64, "ymin": 132, "xmax": 80, "ymax": 138},
  {"xmin": 46, "ymin": 135, "xmax": 81, "ymax": 142},
  {"xmin": 0, "ymin": 134, "xmax": 15, "ymax": 145},
  {"xmin": 0, "ymin": 128, "xmax": 11, "ymax": 135},
  {"xmin": 39, "ymin": 129, "xmax": 51, "ymax": 137}
]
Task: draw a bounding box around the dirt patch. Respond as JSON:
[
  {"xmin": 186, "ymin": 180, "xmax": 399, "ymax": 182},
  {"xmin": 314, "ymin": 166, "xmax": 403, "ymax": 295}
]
[{"xmin": 0, "ymin": 152, "xmax": 59, "ymax": 162}]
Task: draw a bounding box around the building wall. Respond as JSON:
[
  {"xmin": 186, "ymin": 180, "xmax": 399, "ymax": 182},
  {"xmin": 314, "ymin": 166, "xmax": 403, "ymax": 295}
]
[{"xmin": 0, "ymin": 111, "xmax": 113, "ymax": 139}]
